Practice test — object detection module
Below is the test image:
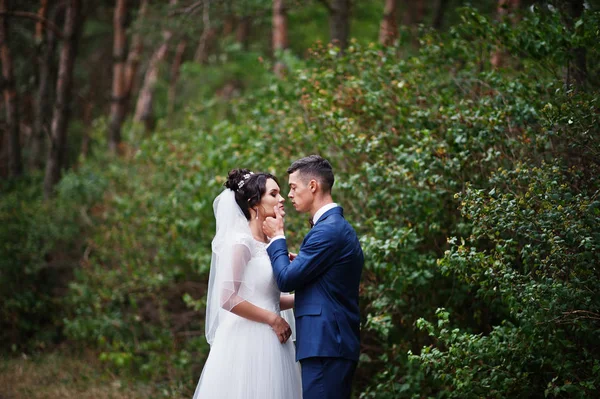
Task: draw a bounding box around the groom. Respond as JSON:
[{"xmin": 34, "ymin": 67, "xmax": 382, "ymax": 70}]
[{"xmin": 263, "ymin": 155, "xmax": 364, "ymax": 399}]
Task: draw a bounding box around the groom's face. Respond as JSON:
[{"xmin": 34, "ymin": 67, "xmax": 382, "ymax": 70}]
[{"xmin": 287, "ymin": 171, "xmax": 313, "ymax": 214}]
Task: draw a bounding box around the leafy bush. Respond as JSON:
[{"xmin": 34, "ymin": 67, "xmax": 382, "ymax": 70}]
[
  {"xmin": 413, "ymin": 86, "xmax": 600, "ymax": 397},
  {"xmin": 4, "ymin": 4, "xmax": 597, "ymax": 398},
  {"xmin": 0, "ymin": 168, "xmax": 106, "ymax": 350}
]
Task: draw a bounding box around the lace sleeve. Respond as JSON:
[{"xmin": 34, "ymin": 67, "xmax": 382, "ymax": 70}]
[
  {"xmin": 205, "ymin": 189, "xmax": 256, "ymax": 345},
  {"xmin": 205, "ymin": 234, "xmax": 254, "ymax": 345},
  {"xmin": 220, "ymin": 242, "xmax": 252, "ymax": 311}
]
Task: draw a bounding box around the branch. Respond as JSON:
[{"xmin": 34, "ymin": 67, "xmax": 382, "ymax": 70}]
[
  {"xmin": 539, "ymin": 309, "xmax": 600, "ymax": 326},
  {"xmin": 169, "ymin": 0, "xmax": 204, "ymax": 16},
  {"xmin": 0, "ymin": 11, "xmax": 64, "ymax": 39},
  {"xmin": 562, "ymin": 310, "xmax": 600, "ymax": 320},
  {"xmin": 316, "ymin": 0, "xmax": 333, "ymax": 14}
]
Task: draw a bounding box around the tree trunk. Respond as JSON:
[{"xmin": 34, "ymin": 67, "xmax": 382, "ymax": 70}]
[
  {"xmin": 402, "ymin": 0, "xmax": 425, "ymax": 25},
  {"xmin": 329, "ymin": 0, "xmax": 350, "ymax": 50},
  {"xmin": 123, "ymin": 0, "xmax": 147, "ymax": 116},
  {"xmin": 34, "ymin": 0, "xmax": 48, "ymax": 43},
  {"xmin": 401, "ymin": 0, "xmax": 425, "ymax": 47},
  {"xmin": 235, "ymin": 16, "xmax": 251, "ymax": 50},
  {"xmin": 80, "ymin": 47, "xmax": 103, "ymax": 160},
  {"xmin": 432, "ymin": 0, "xmax": 449, "ymax": 30},
  {"xmin": 222, "ymin": 15, "xmax": 236, "ymax": 36},
  {"xmin": 194, "ymin": 0, "xmax": 215, "ymax": 64},
  {"xmin": 168, "ymin": 40, "xmax": 186, "ymax": 116},
  {"xmin": 567, "ymin": 0, "xmax": 587, "ymax": 88},
  {"xmin": 43, "ymin": 0, "xmax": 82, "ymax": 198},
  {"xmin": 30, "ymin": 0, "xmax": 55, "ymax": 170},
  {"xmin": 108, "ymin": 0, "xmax": 128, "ymax": 154},
  {"xmin": 379, "ymin": 0, "xmax": 398, "ymax": 46},
  {"xmin": 133, "ymin": 32, "xmax": 171, "ymax": 132},
  {"xmin": 133, "ymin": 0, "xmax": 176, "ymax": 132},
  {"xmin": 194, "ymin": 27, "xmax": 216, "ymax": 64},
  {"xmin": 80, "ymin": 70, "xmax": 94, "ymax": 160},
  {"xmin": 491, "ymin": 0, "xmax": 520, "ymax": 68},
  {"xmin": 0, "ymin": 0, "xmax": 22, "ymax": 177},
  {"xmin": 273, "ymin": 0, "xmax": 288, "ymax": 76},
  {"xmin": 415, "ymin": 0, "xmax": 425, "ymax": 26}
]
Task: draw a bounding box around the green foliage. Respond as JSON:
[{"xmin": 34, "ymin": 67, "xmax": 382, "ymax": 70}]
[
  {"xmin": 61, "ymin": 128, "xmax": 215, "ymax": 390},
  {"xmin": 288, "ymin": 0, "xmax": 385, "ymax": 55},
  {"xmin": 60, "ymin": 5, "xmax": 600, "ymax": 397},
  {"xmin": 415, "ymin": 88, "xmax": 600, "ymax": 397},
  {"xmin": 0, "ymin": 169, "xmax": 106, "ymax": 349},
  {"xmin": 2, "ymin": 3, "xmax": 599, "ymax": 398},
  {"xmin": 174, "ymin": 43, "xmax": 274, "ymax": 120}
]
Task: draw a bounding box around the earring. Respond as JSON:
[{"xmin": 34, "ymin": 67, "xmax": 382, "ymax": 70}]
[{"xmin": 255, "ymin": 208, "xmax": 259, "ymax": 219}]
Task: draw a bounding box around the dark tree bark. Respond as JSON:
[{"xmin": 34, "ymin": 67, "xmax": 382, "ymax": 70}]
[
  {"xmin": 222, "ymin": 15, "xmax": 236, "ymax": 36},
  {"xmin": 134, "ymin": 0, "xmax": 176, "ymax": 132},
  {"xmin": 34, "ymin": 0, "xmax": 48, "ymax": 43},
  {"xmin": 329, "ymin": 0, "xmax": 350, "ymax": 50},
  {"xmin": 401, "ymin": 0, "xmax": 425, "ymax": 47},
  {"xmin": 44, "ymin": 0, "xmax": 82, "ymax": 198},
  {"xmin": 0, "ymin": 0, "xmax": 22, "ymax": 177},
  {"xmin": 168, "ymin": 39, "xmax": 187, "ymax": 116},
  {"xmin": 80, "ymin": 45, "xmax": 104, "ymax": 160},
  {"xmin": 235, "ymin": 15, "xmax": 251, "ymax": 50},
  {"xmin": 491, "ymin": 0, "xmax": 520, "ymax": 68},
  {"xmin": 80, "ymin": 82, "xmax": 94, "ymax": 160},
  {"xmin": 194, "ymin": 27, "xmax": 216, "ymax": 63},
  {"xmin": 273, "ymin": 0, "xmax": 288, "ymax": 76},
  {"xmin": 416, "ymin": 0, "xmax": 425, "ymax": 26},
  {"xmin": 566, "ymin": 0, "xmax": 587, "ymax": 88},
  {"xmin": 379, "ymin": 0, "xmax": 398, "ymax": 46},
  {"xmin": 123, "ymin": 0, "xmax": 147, "ymax": 116},
  {"xmin": 432, "ymin": 0, "xmax": 449, "ymax": 30},
  {"xmin": 0, "ymin": 73, "xmax": 6, "ymax": 177},
  {"xmin": 133, "ymin": 32, "xmax": 171, "ymax": 131},
  {"xmin": 401, "ymin": 0, "xmax": 425, "ymax": 26},
  {"xmin": 108, "ymin": 0, "xmax": 128, "ymax": 154},
  {"xmin": 194, "ymin": 0, "xmax": 215, "ymax": 64},
  {"xmin": 30, "ymin": 0, "xmax": 55, "ymax": 170},
  {"xmin": 0, "ymin": 10, "xmax": 63, "ymax": 38}
]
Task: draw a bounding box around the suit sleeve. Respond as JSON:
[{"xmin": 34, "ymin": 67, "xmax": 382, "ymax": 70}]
[{"xmin": 267, "ymin": 227, "xmax": 338, "ymax": 292}]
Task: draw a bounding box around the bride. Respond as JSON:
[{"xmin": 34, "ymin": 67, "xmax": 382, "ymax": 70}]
[{"xmin": 192, "ymin": 169, "xmax": 302, "ymax": 399}]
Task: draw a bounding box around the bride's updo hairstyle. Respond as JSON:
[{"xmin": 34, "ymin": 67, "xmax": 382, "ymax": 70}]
[{"xmin": 225, "ymin": 168, "xmax": 279, "ymax": 220}]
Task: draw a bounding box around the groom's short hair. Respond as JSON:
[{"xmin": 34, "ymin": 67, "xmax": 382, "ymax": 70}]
[{"xmin": 287, "ymin": 155, "xmax": 335, "ymax": 193}]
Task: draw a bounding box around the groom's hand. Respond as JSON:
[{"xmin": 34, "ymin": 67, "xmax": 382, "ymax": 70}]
[{"xmin": 262, "ymin": 206, "xmax": 285, "ymax": 238}]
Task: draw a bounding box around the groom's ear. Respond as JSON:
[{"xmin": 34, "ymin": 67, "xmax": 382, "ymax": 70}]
[{"xmin": 309, "ymin": 179, "xmax": 318, "ymax": 193}]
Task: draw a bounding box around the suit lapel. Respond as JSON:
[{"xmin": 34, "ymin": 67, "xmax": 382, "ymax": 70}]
[
  {"xmin": 312, "ymin": 206, "xmax": 344, "ymax": 227},
  {"xmin": 300, "ymin": 207, "xmax": 344, "ymax": 250}
]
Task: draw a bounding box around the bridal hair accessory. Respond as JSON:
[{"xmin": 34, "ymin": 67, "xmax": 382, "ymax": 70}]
[{"xmin": 237, "ymin": 172, "xmax": 254, "ymax": 190}]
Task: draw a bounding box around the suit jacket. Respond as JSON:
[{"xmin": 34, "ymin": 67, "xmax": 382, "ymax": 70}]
[{"xmin": 267, "ymin": 207, "xmax": 364, "ymax": 362}]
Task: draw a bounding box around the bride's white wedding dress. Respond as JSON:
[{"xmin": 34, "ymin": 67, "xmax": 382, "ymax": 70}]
[{"xmin": 192, "ymin": 236, "xmax": 302, "ymax": 399}]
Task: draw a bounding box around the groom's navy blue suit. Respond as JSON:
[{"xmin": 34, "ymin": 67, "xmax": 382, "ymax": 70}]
[{"xmin": 267, "ymin": 206, "xmax": 363, "ymax": 399}]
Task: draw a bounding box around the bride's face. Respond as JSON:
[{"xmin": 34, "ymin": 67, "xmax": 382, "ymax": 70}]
[{"xmin": 259, "ymin": 178, "xmax": 286, "ymax": 218}]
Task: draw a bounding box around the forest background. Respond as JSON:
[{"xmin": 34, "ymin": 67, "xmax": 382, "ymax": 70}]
[{"xmin": 1, "ymin": 0, "xmax": 599, "ymax": 398}]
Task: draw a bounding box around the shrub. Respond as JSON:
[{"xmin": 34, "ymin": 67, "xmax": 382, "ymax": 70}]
[{"xmin": 27, "ymin": 4, "xmax": 600, "ymax": 398}]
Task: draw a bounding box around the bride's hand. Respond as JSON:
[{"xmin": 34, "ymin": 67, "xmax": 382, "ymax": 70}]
[{"xmin": 268, "ymin": 314, "xmax": 292, "ymax": 343}]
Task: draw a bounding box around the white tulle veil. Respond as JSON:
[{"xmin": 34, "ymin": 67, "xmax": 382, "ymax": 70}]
[{"xmin": 205, "ymin": 188, "xmax": 295, "ymax": 345}]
